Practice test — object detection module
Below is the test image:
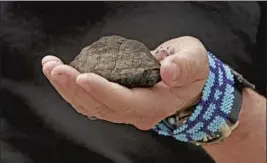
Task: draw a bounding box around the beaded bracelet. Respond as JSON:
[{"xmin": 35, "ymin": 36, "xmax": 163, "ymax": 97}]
[{"xmin": 152, "ymin": 52, "xmax": 238, "ymax": 144}]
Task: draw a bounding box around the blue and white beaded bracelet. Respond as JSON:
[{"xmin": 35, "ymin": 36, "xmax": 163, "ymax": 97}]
[{"xmin": 153, "ymin": 52, "xmax": 239, "ymax": 144}]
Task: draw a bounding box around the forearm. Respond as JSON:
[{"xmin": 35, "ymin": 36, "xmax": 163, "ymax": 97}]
[{"xmin": 204, "ymin": 88, "xmax": 266, "ymax": 163}]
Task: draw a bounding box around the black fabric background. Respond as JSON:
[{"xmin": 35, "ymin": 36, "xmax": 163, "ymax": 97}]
[{"xmin": 1, "ymin": 2, "xmax": 266, "ymax": 163}]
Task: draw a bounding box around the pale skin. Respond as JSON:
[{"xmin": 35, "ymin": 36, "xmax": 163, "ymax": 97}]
[{"xmin": 42, "ymin": 36, "xmax": 266, "ymax": 163}]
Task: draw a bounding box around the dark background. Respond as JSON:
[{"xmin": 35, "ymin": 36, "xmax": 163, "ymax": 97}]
[{"xmin": 1, "ymin": 2, "xmax": 266, "ymax": 163}]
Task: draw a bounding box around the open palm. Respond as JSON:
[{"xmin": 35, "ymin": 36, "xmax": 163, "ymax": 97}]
[{"xmin": 42, "ymin": 36, "xmax": 209, "ymax": 130}]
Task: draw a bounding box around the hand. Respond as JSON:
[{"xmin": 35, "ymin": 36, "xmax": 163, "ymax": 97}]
[{"xmin": 41, "ymin": 36, "xmax": 209, "ymax": 130}]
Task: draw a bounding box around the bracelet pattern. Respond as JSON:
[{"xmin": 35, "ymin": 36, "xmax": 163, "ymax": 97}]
[{"xmin": 152, "ymin": 52, "xmax": 235, "ymax": 143}]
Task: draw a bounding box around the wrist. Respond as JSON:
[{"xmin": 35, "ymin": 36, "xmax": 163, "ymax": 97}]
[
  {"xmin": 227, "ymin": 88, "xmax": 266, "ymax": 142},
  {"xmin": 152, "ymin": 50, "xmax": 266, "ymax": 162},
  {"xmin": 153, "ymin": 52, "xmax": 239, "ymax": 144},
  {"xmin": 153, "ymin": 52, "xmax": 261, "ymax": 144},
  {"xmin": 203, "ymin": 88, "xmax": 266, "ymax": 162},
  {"xmin": 233, "ymin": 88, "xmax": 266, "ymax": 136}
]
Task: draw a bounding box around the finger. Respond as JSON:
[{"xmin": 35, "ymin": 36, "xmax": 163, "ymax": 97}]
[
  {"xmin": 50, "ymin": 65, "xmax": 112, "ymax": 117},
  {"xmin": 76, "ymin": 73, "xmax": 133, "ymax": 113},
  {"xmin": 42, "ymin": 55, "xmax": 63, "ymax": 66},
  {"xmin": 76, "ymin": 73, "xmax": 180, "ymax": 126},
  {"xmin": 169, "ymin": 79, "xmax": 205, "ymax": 109},
  {"xmin": 77, "ymin": 73, "xmax": 179, "ymax": 125},
  {"xmin": 93, "ymin": 108, "xmax": 125, "ymax": 124},
  {"xmin": 71, "ymin": 104, "xmax": 91, "ymax": 116},
  {"xmin": 152, "ymin": 36, "xmax": 208, "ymax": 87},
  {"xmin": 72, "ymin": 101, "xmax": 124, "ymax": 123},
  {"xmin": 43, "ymin": 62, "xmax": 75, "ymax": 104},
  {"xmin": 160, "ymin": 48, "xmax": 208, "ymax": 87},
  {"xmin": 42, "ymin": 61, "xmax": 89, "ymax": 114},
  {"xmin": 132, "ymin": 82, "xmax": 180, "ymax": 117}
]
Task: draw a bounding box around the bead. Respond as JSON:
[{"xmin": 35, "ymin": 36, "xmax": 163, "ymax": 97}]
[
  {"xmin": 189, "ymin": 105, "xmax": 203, "ymax": 122},
  {"xmin": 214, "ymin": 89, "xmax": 222, "ymax": 100},
  {"xmin": 207, "ymin": 116, "xmax": 225, "ymax": 133},
  {"xmin": 202, "ymin": 71, "xmax": 215, "ymax": 101},
  {"xmin": 152, "ymin": 51, "xmax": 236, "ymax": 143},
  {"xmin": 218, "ymin": 68, "xmax": 223, "ymax": 86},
  {"xmin": 203, "ymin": 103, "xmax": 216, "ymax": 120},
  {"xmin": 208, "ymin": 54, "xmax": 216, "ymax": 68},
  {"xmin": 168, "ymin": 117, "xmax": 176, "ymax": 125},
  {"xmin": 187, "ymin": 122, "xmax": 204, "ymax": 134}
]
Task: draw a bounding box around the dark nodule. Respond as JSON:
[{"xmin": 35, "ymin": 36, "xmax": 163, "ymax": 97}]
[{"xmin": 70, "ymin": 35, "xmax": 162, "ymax": 88}]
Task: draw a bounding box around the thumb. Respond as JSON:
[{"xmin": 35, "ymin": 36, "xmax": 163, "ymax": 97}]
[{"xmin": 160, "ymin": 49, "xmax": 208, "ymax": 87}]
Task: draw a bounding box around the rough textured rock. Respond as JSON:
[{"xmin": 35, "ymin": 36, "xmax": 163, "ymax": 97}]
[{"xmin": 70, "ymin": 35, "xmax": 161, "ymax": 88}]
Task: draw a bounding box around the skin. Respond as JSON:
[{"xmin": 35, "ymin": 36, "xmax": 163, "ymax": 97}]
[
  {"xmin": 204, "ymin": 88, "xmax": 266, "ymax": 163},
  {"xmin": 42, "ymin": 36, "xmax": 266, "ymax": 163}
]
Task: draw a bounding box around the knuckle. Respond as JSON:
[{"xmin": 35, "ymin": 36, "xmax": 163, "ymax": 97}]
[
  {"xmin": 183, "ymin": 36, "xmax": 203, "ymax": 47},
  {"xmin": 179, "ymin": 36, "xmax": 198, "ymax": 41}
]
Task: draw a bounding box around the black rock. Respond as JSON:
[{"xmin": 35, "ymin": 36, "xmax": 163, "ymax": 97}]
[{"xmin": 70, "ymin": 35, "xmax": 161, "ymax": 88}]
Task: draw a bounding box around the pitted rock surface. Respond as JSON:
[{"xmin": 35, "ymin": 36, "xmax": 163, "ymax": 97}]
[{"xmin": 70, "ymin": 35, "xmax": 161, "ymax": 88}]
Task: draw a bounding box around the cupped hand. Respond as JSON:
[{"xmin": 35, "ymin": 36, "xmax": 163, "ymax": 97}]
[{"xmin": 41, "ymin": 36, "xmax": 209, "ymax": 130}]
